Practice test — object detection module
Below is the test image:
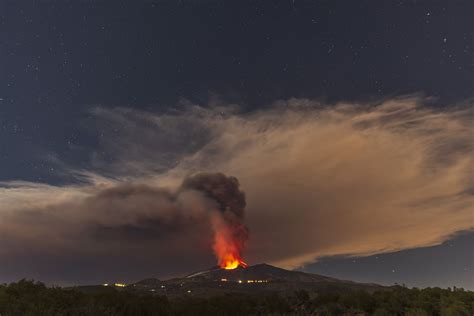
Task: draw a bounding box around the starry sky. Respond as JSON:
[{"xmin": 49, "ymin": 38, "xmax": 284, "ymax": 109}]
[{"xmin": 0, "ymin": 0, "xmax": 473, "ymax": 288}]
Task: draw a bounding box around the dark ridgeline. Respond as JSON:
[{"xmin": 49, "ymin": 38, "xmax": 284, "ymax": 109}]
[
  {"xmin": 128, "ymin": 263, "xmax": 385, "ymax": 297},
  {"xmin": 1, "ymin": 264, "xmax": 473, "ymax": 315}
]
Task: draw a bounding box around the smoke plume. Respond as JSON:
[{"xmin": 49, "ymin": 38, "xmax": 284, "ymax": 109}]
[{"xmin": 182, "ymin": 173, "xmax": 248, "ymax": 268}]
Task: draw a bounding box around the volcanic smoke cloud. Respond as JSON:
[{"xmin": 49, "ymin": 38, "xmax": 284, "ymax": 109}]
[
  {"xmin": 0, "ymin": 95, "xmax": 472, "ymax": 284},
  {"xmin": 0, "ymin": 172, "xmax": 248, "ymax": 283},
  {"xmin": 182, "ymin": 173, "xmax": 248, "ymax": 269}
]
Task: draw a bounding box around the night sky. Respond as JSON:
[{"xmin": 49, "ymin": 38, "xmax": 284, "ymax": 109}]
[{"xmin": 1, "ymin": 1, "xmax": 473, "ymax": 288}]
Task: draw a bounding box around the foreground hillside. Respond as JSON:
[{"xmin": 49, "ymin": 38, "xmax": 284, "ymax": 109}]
[{"xmin": 0, "ymin": 280, "xmax": 473, "ymax": 315}]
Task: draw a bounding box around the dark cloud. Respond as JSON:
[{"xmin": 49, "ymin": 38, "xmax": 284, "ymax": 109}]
[{"xmin": 182, "ymin": 172, "xmax": 246, "ymax": 218}]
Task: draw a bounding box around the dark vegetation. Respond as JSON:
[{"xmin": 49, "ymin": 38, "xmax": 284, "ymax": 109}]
[{"xmin": 0, "ymin": 280, "xmax": 473, "ymax": 316}]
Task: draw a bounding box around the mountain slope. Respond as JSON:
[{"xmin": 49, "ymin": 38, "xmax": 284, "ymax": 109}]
[
  {"xmin": 183, "ymin": 263, "xmax": 341, "ymax": 283},
  {"xmin": 130, "ymin": 263, "xmax": 385, "ymax": 297}
]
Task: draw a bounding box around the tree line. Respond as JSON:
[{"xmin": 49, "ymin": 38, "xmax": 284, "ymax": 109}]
[{"xmin": 0, "ymin": 280, "xmax": 472, "ymax": 315}]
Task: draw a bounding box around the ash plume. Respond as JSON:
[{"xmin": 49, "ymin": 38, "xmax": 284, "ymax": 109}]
[
  {"xmin": 182, "ymin": 172, "xmax": 246, "ymax": 219},
  {"xmin": 182, "ymin": 173, "xmax": 249, "ymax": 268}
]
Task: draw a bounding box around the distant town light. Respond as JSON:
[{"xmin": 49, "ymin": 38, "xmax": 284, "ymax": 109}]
[
  {"xmin": 216, "ymin": 279, "xmax": 268, "ymax": 284},
  {"xmin": 215, "ymin": 279, "xmax": 269, "ymax": 284},
  {"xmin": 114, "ymin": 283, "xmax": 126, "ymax": 287},
  {"xmin": 102, "ymin": 283, "xmax": 109, "ymax": 287}
]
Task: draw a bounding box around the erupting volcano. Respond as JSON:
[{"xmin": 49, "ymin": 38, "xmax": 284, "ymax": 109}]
[
  {"xmin": 213, "ymin": 220, "xmax": 248, "ymax": 269},
  {"xmin": 182, "ymin": 173, "xmax": 249, "ymax": 271},
  {"xmin": 221, "ymin": 257, "xmax": 248, "ymax": 270}
]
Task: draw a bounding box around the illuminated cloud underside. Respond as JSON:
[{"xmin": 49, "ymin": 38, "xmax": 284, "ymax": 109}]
[{"xmin": 0, "ymin": 95, "xmax": 472, "ymax": 281}]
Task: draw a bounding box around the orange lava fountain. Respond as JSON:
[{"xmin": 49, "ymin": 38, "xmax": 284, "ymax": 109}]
[
  {"xmin": 212, "ymin": 214, "xmax": 248, "ymax": 270},
  {"xmin": 221, "ymin": 254, "xmax": 248, "ymax": 270}
]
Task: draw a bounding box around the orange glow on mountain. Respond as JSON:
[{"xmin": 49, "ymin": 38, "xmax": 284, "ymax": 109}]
[{"xmin": 220, "ymin": 254, "xmax": 248, "ymax": 270}]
